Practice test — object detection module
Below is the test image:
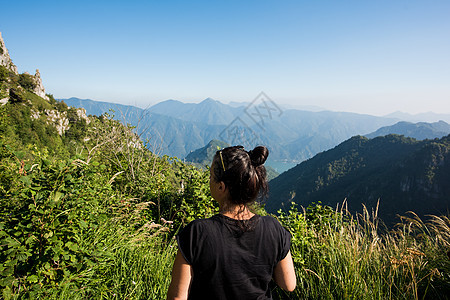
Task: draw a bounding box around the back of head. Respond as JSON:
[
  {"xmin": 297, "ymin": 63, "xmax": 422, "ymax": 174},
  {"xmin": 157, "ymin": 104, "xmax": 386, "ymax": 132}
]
[{"xmin": 212, "ymin": 145, "xmax": 269, "ymax": 205}]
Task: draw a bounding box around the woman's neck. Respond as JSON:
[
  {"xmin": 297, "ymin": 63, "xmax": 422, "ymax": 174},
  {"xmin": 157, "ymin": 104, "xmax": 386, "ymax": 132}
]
[{"xmin": 219, "ymin": 203, "xmax": 255, "ymax": 220}]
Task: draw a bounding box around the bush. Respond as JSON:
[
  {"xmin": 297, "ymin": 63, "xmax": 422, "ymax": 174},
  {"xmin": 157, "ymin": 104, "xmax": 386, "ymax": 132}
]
[
  {"xmin": 18, "ymin": 73, "xmax": 36, "ymax": 91},
  {"xmin": 9, "ymin": 88, "xmax": 26, "ymax": 103},
  {"xmin": 0, "ymin": 147, "xmax": 176, "ymax": 298},
  {"xmin": 0, "ymin": 66, "xmax": 8, "ymax": 83}
]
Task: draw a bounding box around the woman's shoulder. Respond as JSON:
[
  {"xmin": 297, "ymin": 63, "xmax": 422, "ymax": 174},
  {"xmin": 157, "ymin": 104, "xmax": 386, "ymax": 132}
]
[
  {"xmin": 181, "ymin": 215, "xmax": 222, "ymax": 231},
  {"xmin": 260, "ymin": 215, "xmax": 282, "ymax": 225},
  {"xmin": 260, "ymin": 215, "xmax": 290, "ymax": 233}
]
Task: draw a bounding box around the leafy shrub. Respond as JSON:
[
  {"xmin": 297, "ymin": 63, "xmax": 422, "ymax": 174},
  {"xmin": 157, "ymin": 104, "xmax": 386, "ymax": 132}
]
[
  {"xmin": 0, "ymin": 66, "xmax": 8, "ymax": 83},
  {"xmin": 47, "ymin": 94, "xmax": 56, "ymax": 105},
  {"xmin": 175, "ymin": 161, "xmax": 218, "ymax": 226},
  {"xmin": 8, "ymin": 88, "xmax": 26, "ymax": 103},
  {"xmin": 0, "ymin": 145, "xmax": 176, "ymax": 298},
  {"xmin": 55, "ymin": 100, "xmax": 68, "ymax": 112},
  {"xmin": 18, "ymin": 73, "xmax": 36, "ymax": 91},
  {"xmin": 0, "ymin": 151, "xmax": 109, "ymax": 294}
]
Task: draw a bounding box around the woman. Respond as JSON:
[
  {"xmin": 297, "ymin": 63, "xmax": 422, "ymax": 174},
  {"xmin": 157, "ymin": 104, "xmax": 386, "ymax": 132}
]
[{"xmin": 167, "ymin": 145, "xmax": 296, "ymax": 299}]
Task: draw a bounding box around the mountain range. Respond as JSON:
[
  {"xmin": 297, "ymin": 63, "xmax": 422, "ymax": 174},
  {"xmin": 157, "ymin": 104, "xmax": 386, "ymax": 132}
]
[
  {"xmin": 63, "ymin": 97, "xmax": 404, "ymax": 162},
  {"xmin": 365, "ymin": 120, "xmax": 450, "ymax": 140},
  {"xmin": 384, "ymin": 111, "xmax": 450, "ymax": 124}
]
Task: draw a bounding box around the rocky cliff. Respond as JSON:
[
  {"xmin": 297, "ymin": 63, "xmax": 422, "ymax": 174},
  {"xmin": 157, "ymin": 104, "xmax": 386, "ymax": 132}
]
[
  {"xmin": 0, "ymin": 32, "xmax": 49, "ymax": 102},
  {"xmin": 0, "ymin": 32, "xmax": 18, "ymax": 74}
]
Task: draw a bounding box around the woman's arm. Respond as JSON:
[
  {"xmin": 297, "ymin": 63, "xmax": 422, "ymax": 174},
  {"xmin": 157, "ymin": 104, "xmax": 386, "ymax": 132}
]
[
  {"xmin": 167, "ymin": 249, "xmax": 193, "ymax": 300},
  {"xmin": 273, "ymin": 250, "xmax": 296, "ymax": 292}
]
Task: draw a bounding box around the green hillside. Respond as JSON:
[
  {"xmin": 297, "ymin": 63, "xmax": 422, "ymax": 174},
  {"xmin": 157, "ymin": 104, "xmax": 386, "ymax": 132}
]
[
  {"xmin": 0, "ymin": 66, "xmax": 89, "ymax": 157},
  {"xmin": 267, "ymin": 134, "xmax": 450, "ymax": 225},
  {"xmin": 185, "ymin": 139, "xmax": 230, "ymax": 167}
]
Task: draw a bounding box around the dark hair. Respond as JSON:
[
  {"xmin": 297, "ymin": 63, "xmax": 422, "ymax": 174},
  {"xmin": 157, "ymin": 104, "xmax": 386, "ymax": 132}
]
[{"xmin": 212, "ymin": 145, "xmax": 269, "ymax": 205}]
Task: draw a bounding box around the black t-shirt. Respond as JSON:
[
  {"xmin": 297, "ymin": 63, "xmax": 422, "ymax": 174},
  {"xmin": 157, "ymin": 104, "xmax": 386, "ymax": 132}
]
[{"xmin": 176, "ymin": 214, "xmax": 291, "ymax": 300}]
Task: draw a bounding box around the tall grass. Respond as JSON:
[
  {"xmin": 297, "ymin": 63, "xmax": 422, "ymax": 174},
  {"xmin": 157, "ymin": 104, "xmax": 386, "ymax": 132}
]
[
  {"xmin": 10, "ymin": 199, "xmax": 448, "ymax": 299},
  {"xmin": 6, "ymin": 199, "xmax": 177, "ymax": 300},
  {"xmin": 49, "ymin": 227, "xmax": 177, "ymax": 300},
  {"xmin": 49, "ymin": 205, "xmax": 449, "ymax": 300},
  {"xmin": 276, "ymin": 202, "xmax": 450, "ymax": 299}
]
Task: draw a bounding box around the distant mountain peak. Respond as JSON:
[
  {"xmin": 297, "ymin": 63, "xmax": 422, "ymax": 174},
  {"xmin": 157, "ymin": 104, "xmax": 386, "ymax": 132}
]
[
  {"xmin": 200, "ymin": 97, "xmax": 220, "ymax": 104},
  {"xmin": 159, "ymin": 99, "xmax": 184, "ymax": 104}
]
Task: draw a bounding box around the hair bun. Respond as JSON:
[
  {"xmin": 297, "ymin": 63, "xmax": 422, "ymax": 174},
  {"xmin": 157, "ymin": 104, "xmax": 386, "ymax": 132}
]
[{"xmin": 248, "ymin": 146, "xmax": 269, "ymax": 167}]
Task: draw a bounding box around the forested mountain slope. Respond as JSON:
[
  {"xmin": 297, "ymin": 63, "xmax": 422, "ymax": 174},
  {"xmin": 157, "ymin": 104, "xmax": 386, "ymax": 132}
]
[{"xmin": 267, "ymin": 134, "xmax": 450, "ymax": 225}]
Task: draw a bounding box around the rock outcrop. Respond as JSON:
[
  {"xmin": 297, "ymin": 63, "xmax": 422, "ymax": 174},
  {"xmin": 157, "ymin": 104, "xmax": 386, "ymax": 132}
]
[
  {"xmin": 33, "ymin": 69, "xmax": 49, "ymax": 100},
  {"xmin": 44, "ymin": 109, "xmax": 70, "ymax": 135},
  {"xmin": 1, "ymin": 32, "xmax": 49, "ymax": 102},
  {"xmin": 76, "ymin": 107, "xmax": 91, "ymax": 124},
  {"xmin": 0, "ymin": 32, "xmax": 18, "ymax": 74},
  {"xmin": 0, "ymin": 88, "xmax": 8, "ymax": 105}
]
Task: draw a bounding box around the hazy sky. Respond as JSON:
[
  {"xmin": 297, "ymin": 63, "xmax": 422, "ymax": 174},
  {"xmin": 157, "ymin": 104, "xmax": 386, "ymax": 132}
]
[{"xmin": 1, "ymin": 0, "xmax": 449, "ymax": 115}]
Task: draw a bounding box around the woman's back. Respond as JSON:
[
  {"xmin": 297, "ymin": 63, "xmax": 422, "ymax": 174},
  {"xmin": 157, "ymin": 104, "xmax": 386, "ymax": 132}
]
[{"xmin": 177, "ymin": 214, "xmax": 291, "ymax": 300}]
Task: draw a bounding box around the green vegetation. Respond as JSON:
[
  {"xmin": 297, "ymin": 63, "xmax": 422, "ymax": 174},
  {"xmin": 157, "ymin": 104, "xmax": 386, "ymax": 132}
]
[
  {"xmin": 275, "ymin": 202, "xmax": 450, "ymax": 299},
  {"xmin": 0, "ymin": 66, "xmax": 8, "ymax": 83},
  {"xmin": 18, "ymin": 74, "xmax": 36, "ymax": 91},
  {"xmin": 0, "ymin": 99, "xmax": 211, "ymax": 298},
  {"xmin": 185, "ymin": 139, "xmax": 229, "ymax": 168},
  {"xmin": 0, "ymin": 68, "xmax": 449, "ymax": 299}
]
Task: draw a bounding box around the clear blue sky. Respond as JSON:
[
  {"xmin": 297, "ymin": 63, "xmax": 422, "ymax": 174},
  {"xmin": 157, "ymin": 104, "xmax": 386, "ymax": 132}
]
[{"xmin": 1, "ymin": 0, "xmax": 449, "ymax": 115}]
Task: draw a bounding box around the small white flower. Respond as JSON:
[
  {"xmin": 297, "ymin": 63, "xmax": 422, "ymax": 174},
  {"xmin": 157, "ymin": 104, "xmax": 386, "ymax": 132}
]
[{"xmin": 132, "ymin": 280, "xmax": 136, "ymax": 285}]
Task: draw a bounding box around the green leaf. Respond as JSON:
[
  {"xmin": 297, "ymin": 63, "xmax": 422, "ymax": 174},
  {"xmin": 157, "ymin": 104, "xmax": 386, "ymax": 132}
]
[
  {"xmin": 79, "ymin": 220, "xmax": 87, "ymax": 229},
  {"xmin": 20, "ymin": 176, "xmax": 32, "ymax": 187},
  {"xmin": 27, "ymin": 275, "xmax": 39, "ymax": 283},
  {"xmin": 54, "ymin": 191, "xmax": 64, "ymax": 202},
  {"xmin": 0, "ymin": 266, "xmax": 14, "ymax": 277},
  {"xmin": 67, "ymin": 242, "xmax": 78, "ymax": 252},
  {"xmin": 0, "ymin": 276, "xmax": 13, "ymax": 287},
  {"xmin": 2, "ymin": 285, "xmax": 13, "ymax": 300}
]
